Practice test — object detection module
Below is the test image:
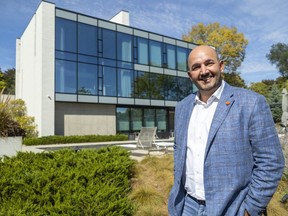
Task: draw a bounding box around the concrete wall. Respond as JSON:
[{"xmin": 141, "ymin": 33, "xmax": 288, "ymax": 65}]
[
  {"xmin": 15, "ymin": 1, "xmax": 55, "ymax": 137},
  {"xmin": 110, "ymin": 10, "xmax": 130, "ymax": 26},
  {"xmin": 55, "ymin": 102, "xmax": 116, "ymax": 136}
]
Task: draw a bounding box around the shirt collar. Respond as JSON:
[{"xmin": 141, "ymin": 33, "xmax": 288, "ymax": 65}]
[{"xmin": 195, "ymin": 80, "xmax": 225, "ymax": 105}]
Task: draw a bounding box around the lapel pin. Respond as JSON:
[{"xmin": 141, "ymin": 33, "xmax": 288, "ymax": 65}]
[{"xmin": 225, "ymin": 101, "xmax": 231, "ymax": 105}]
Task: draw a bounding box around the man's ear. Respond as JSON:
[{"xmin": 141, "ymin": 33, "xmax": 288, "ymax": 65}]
[
  {"xmin": 187, "ymin": 71, "xmax": 193, "ymax": 80},
  {"xmin": 220, "ymin": 60, "xmax": 225, "ymax": 72}
]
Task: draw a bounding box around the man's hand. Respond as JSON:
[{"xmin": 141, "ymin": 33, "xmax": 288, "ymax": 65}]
[{"xmin": 244, "ymin": 210, "xmax": 250, "ymax": 216}]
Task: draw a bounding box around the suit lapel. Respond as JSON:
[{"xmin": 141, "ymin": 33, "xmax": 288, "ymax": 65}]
[
  {"xmin": 181, "ymin": 94, "xmax": 196, "ymax": 153},
  {"xmin": 179, "ymin": 94, "xmax": 196, "ymax": 182},
  {"xmin": 205, "ymin": 84, "xmax": 235, "ymax": 159}
]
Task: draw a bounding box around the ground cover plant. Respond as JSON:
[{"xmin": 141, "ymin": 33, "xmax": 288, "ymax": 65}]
[
  {"xmin": 23, "ymin": 134, "xmax": 128, "ymax": 146},
  {"xmin": 0, "ymin": 146, "xmax": 135, "ymax": 215},
  {"xmin": 130, "ymin": 155, "xmax": 288, "ymax": 216}
]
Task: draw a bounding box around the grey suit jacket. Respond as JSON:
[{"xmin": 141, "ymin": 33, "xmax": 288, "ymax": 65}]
[{"xmin": 168, "ymin": 83, "xmax": 284, "ymax": 216}]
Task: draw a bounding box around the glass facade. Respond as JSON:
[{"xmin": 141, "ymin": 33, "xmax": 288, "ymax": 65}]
[
  {"xmin": 116, "ymin": 107, "xmax": 171, "ymax": 134},
  {"xmin": 55, "ymin": 11, "xmax": 196, "ymax": 135}
]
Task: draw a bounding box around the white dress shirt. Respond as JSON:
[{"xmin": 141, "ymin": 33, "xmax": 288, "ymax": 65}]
[{"xmin": 185, "ymin": 81, "xmax": 225, "ymax": 200}]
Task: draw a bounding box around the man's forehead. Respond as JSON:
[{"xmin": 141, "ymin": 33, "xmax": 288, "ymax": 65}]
[
  {"xmin": 190, "ymin": 45, "xmax": 217, "ymax": 57},
  {"xmin": 189, "ymin": 48, "xmax": 217, "ymax": 63}
]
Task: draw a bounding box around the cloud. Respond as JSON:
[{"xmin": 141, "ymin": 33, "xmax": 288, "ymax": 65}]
[
  {"xmin": 241, "ymin": 70, "xmax": 280, "ymax": 85},
  {"xmin": 1, "ymin": 0, "xmax": 287, "ymax": 83}
]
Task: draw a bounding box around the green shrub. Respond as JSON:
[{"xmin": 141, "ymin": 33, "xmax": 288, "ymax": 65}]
[
  {"xmin": 0, "ymin": 88, "xmax": 25, "ymax": 137},
  {"xmin": 0, "ymin": 146, "xmax": 135, "ymax": 215},
  {"xmin": 9, "ymin": 99, "xmax": 38, "ymax": 137},
  {"xmin": 23, "ymin": 134, "xmax": 129, "ymax": 146}
]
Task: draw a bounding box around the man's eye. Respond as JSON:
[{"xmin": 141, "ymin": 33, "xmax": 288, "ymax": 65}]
[
  {"xmin": 205, "ymin": 61, "xmax": 214, "ymax": 66},
  {"xmin": 191, "ymin": 65, "xmax": 200, "ymax": 71}
]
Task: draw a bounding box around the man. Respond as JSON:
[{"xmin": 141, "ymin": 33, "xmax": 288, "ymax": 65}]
[{"xmin": 168, "ymin": 45, "xmax": 284, "ymax": 216}]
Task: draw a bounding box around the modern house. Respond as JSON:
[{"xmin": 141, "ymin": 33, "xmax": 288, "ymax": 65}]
[{"xmin": 16, "ymin": 0, "xmax": 197, "ymax": 138}]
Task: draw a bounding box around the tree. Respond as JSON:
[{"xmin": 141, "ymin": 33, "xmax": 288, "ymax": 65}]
[
  {"xmin": 223, "ymin": 72, "xmax": 247, "ymax": 88},
  {"xmin": 3, "ymin": 68, "xmax": 15, "ymax": 94},
  {"xmin": 249, "ymin": 82, "xmax": 269, "ymax": 98},
  {"xmin": 267, "ymin": 84, "xmax": 282, "ymax": 123},
  {"xmin": 0, "ymin": 71, "xmax": 6, "ymax": 90},
  {"xmin": 0, "ymin": 68, "xmax": 15, "ymax": 94},
  {"xmin": 183, "ymin": 22, "xmax": 248, "ymax": 73},
  {"xmin": 262, "ymin": 79, "xmax": 276, "ymax": 86},
  {"xmin": 276, "ymin": 76, "xmax": 288, "ymax": 91},
  {"xmin": 266, "ymin": 43, "xmax": 288, "ymax": 77}
]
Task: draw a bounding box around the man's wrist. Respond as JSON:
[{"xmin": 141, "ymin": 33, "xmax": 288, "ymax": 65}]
[{"xmin": 244, "ymin": 210, "xmax": 250, "ymax": 216}]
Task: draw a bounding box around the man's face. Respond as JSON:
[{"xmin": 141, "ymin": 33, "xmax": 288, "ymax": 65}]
[{"xmin": 187, "ymin": 46, "xmax": 224, "ymax": 96}]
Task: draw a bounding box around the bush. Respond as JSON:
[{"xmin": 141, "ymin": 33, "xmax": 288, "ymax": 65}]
[
  {"xmin": 0, "ymin": 146, "xmax": 135, "ymax": 215},
  {"xmin": 23, "ymin": 134, "xmax": 129, "ymax": 145},
  {"xmin": 9, "ymin": 99, "xmax": 38, "ymax": 137},
  {"xmin": 0, "ymin": 88, "xmax": 25, "ymax": 137}
]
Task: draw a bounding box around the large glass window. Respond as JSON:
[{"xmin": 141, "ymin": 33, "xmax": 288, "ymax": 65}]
[
  {"xmin": 78, "ymin": 23, "xmax": 97, "ymax": 56},
  {"xmin": 144, "ymin": 109, "xmax": 155, "ymax": 127},
  {"xmin": 116, "ymin": 107, "xmax": 130, "ymax": 131},
  {"xmin": 56, "ymin": 51, "xmax": 77, "ymax": 61},
  {"xmin": 78, "ymin": 63, "xmax": 98, "ymax": 95},
  {"xmin": 55, "ymin": 15, "xmax": 194, "ymax": 105},
  {"xmin": 103, "ymin": 66, "xmax": 116, "ymax": 96},
  {"xmin": 131, "ymin": 108, "xmax": 142, "ymax": 131},
  {"xmin": 150, "ymin": 73, "xmax": 165, "ymax": 100},
  {"xmin": 178, "ymin": 77, "xmax": 193, "ymax": 100},
  {"xmin": 156, "ymin": 109, "xmax": 167, "ymax": 131},
  {"xmin": 134, "ymin": 71, "xmax": 149, "ymax": 99},
  {"xmin": 117, "ymin": 69, "xmax": 134, "ymax": 97},
  {"xmin": 55, "ymin": 59, "xmax": 77, "ymax": 93},
  {"xmin": 56, "ymin": 18, "xmax": 76, "ymax": 52},
  {"xmin": 165, "ymin": 75, "xmax": 178, "ymax": 101},
  {"xmin": 150, "ymin": 40, "xmax": 162, "ymax": 67},
  {"xmin": 177, "ymin": 47, "xmax": 188, "ymax": 71},
  {"xmin": 102, "ymin": 29, "xmax": 116, "ymax": 59},
  {"xmin": 137, "ymin": 37, "xmax": 148, "ymax": 65},
  {"xmin": 167, "ymin": 44, "xmax": 176, "ymax": 69},
  {"xmin": 117, "ymin": 32, "xmax": 132, "ymax": 62},
  {"xmin": 116, "ymin": 107, "xmax": 169, "ymax": 134}
]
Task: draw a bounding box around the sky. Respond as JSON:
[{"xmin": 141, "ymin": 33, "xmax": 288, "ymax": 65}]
[{"xmin": 1, "ymin": 0, "xmax": 288, "ymax": 85}]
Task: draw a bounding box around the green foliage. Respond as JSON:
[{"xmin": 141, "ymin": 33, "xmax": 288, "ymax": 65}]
[
  {"xmin": 183, "ymin": 22, "xmax": 248, "ymax": 73},
  {"xmin": 0, "ymin": 146, "xmax": 135, "ymax": 215},
  {"xmin": 0, "ymin": 68, "xmax": 15, "ymax": 94},
  {"xmin": 276, "ymin": 76, "xmax": 288, "ymax": 91},
  {"xmin": 0, "ymin": 89, "xmax": 25, "ymax": 137},
  {"xmin": 0, "ymin": 89, "xmax": 37, "ymax": 137},
  {"xmin": 223, "ymin": 72, "xmax": 247, "ymax": 88},
  {"xmin": 267, "ymin": 84, "xmax": 282, "ymax": 123},
  {"xmin": 266, "ymin": 43, "xmax": 288, "ymax": 77},
  {"xmin": 0, "ymin": 71, "xmax": 6, "ymax": 90},
  {"xmin": 23, "ymin": 134, "xmax": 128, "ymax": 145},
  {"xmin": 249, "ymin": 82, "xmax": 270, "ymax": 98},
  {"xmin": 249, "ymin": 80, "xmax": 285, "ymax": 123},
  {"xmin": 2, "ymin": 68, "xmax": 15, "ymax": 94},
  {"xmin": 9, "ymin": 99, "xmax": 38, "ymax": 138}
]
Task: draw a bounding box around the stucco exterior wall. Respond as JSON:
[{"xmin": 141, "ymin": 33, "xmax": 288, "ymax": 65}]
[
  {"xmin": 55, "ymin": 102, "xmax": 116, "ymax": 136},
  {"xmin": 16, "ymin": 1, "xmax": 55, "ymax": 136}
]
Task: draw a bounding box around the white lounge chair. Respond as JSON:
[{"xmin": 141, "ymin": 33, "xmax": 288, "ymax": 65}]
[
  {"xmin": 136, "ymin": 127, "xmax": 157, "ymax": 150},
  {"xmin": 136, "ymin": 127, "xmax": 174, "ymax": 155},
  {"xmin": 154, "ymin": 141, "xmax": 174, "ymax": 154}
]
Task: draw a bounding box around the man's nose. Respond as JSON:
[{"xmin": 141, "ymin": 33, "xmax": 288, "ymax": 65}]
[{"xmin": 200, "ymin": 64, "xmax": 208, "ymax": 74}]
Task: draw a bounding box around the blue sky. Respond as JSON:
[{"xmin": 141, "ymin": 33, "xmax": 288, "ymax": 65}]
[{"xmin": 1, "ymin": 0, "xmax": 288, "ymax": 85}]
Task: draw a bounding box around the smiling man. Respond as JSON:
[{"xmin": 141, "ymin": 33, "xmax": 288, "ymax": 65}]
[{"xmin": 168, "ymin": 45, "xmax": 284, "ymax": 216}]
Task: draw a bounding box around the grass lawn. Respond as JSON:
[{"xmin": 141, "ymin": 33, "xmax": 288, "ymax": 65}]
[{"xmin": 130, "ymin": 155, "xmax": 288, "ymax": 216}]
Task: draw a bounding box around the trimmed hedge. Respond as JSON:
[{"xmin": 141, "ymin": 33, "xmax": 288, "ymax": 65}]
[
  {"xmin": 0, "ymin": 146, "xmax": 135, "ymax": 215},
  {"xmin": 23, "ymin": 134, "xmax": 128, "ymax": 146}
]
